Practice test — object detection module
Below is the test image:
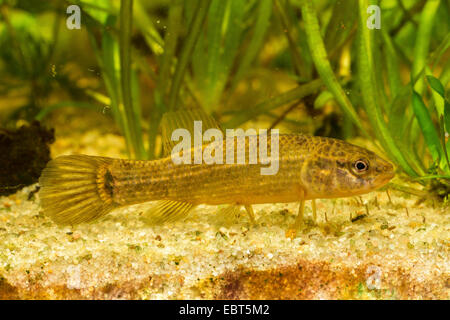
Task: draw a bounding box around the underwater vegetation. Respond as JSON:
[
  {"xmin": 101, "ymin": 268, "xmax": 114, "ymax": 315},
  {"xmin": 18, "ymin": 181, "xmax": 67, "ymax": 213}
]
[
  {"xmin": 0, "ymin": 0, "xmax": 449, "ymax": 198},
  {"xmin": 0, "ymin": 0, "xmax": 449, "ymax": 301}
]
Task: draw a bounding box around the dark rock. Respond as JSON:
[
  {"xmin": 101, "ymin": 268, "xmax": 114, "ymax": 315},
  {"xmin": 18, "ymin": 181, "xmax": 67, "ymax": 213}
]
[{"xmin": 0, "ymin": 121, "xmax": 54, "ymax": 196}]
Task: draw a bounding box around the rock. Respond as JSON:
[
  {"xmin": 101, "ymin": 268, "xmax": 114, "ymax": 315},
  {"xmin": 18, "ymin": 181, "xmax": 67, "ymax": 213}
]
[{"xmin": 0, "ymin": 121, "xmax": 54, "ymax": 196}]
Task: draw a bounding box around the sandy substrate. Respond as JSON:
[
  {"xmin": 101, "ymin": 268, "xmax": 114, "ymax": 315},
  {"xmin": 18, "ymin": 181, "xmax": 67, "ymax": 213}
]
[
  {"xmin": 0, "ymin": 183, "xmax": 448, "ymax": 299},
  {"xmin": 0, "ymin": 112, "xmax": 448, "ymax": 299}
]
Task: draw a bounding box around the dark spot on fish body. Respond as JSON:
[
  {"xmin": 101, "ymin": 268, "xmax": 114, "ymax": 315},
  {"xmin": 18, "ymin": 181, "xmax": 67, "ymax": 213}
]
[
  {"xmin": 120, "ymin": 160, "xmax": 135, "ymax": 170},
  {"xmin": 104, "ymin": 170, "xmax": 114, "ymax": 198},
  {"xmin": 336, "ymin": 160, "xmax": 346, "ymax": 168},
  {"xmin": 322, "ymin": 169, "xmax": 333, "ymax": 186},
  {"xmin": 313, "ymin": 158, "xmax": 328, "ymax": 170},
  {"xmin": 152, "ymin": 180, "xmax": 169, "ymax": 197},
  {"xmin": 294, "ymin": 135, "xmax": 308, "ymax": 148},
  {"xmin": 375, "ymin": 166, "xmax": 384, "ymax": 173}
]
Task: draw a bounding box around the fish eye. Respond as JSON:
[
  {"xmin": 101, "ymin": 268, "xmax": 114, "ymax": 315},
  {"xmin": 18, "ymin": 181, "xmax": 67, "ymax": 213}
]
[{"xmin": 352, "ymin": 159, "xmax": 369, "ymax": 173}]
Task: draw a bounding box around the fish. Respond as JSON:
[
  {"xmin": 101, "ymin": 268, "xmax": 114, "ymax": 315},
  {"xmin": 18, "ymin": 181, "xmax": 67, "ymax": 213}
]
[{"xmin": 39, "ymin": 109, "xmax": 394, "ymax": 236}]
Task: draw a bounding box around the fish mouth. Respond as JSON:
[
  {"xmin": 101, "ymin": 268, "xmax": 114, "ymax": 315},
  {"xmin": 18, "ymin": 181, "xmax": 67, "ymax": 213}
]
[
  {"xmin": 380, "ymin": 161, "xmax": 395, "ymax": 183},
  {"xmin": 377, "ymin": 171, "xmax": 395, "ymax": 186}
]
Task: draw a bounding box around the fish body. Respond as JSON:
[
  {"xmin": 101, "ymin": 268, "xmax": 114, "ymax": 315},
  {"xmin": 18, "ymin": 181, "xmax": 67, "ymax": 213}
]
[{"xmin": 39, "ymin": 134, "xmax": 394, "ymax": 225}]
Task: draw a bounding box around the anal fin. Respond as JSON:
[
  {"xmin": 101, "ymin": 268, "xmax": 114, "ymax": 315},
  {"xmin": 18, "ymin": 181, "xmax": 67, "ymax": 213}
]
[{"xmin": 142, "ymin": 200, "xmax": 195, "ymax": 225}]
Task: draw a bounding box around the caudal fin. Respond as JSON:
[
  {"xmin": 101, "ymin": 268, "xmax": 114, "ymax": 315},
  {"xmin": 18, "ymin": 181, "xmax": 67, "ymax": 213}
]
[{"xmin": 39, "ymin": 155, "xmax": 118, "ymax": 225}]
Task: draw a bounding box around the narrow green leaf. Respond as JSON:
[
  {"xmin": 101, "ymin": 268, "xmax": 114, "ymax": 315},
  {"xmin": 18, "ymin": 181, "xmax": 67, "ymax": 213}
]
[
  {"xmin": 357, "ymin": 0, "xmax": 418, "ymax": 177},
  {"xmin": 381, "ymin": 28, "xmax": 402, "ymax": 101},
  {"xmin": 411, "ymin": 91, "xmax": 442, "ymax": 163},
  {"xmin": 168, "ymin": 0, "xmax": 212, "ymax": 111},
  {"xmin": 411, "ymin": 0, "xmax": 441, "ymax": 94},
  {"xmin": 211, "ymin": 0, "xmax": 245, "ymax": 107},
  {"xmin": 430, "ymin": 31, "xmax": 450, "ymax": 70},
  {"xmin": 314, "ymin": 91, "xmax": 334, "ymax": 109},
  {"xmin": 120, "ymin": 0, "xmax": 145, "ymax": 159},
  {"xmin": 204, "ymin": 0, "xmax": 228, "ymax": 103},
  {"xmin": 439, "ymin": 115, "xmax": 450, "ymax": 169},
  {"xmin": 134, "ymin": 0, "xmax": 164, "ymax": 55},
  {"xmin": 274, "ymin": 0, "xmax": 304, "ymax": 77},
  {"xmin": 387, "ymin": 86, "xmax": 411, "ymax": 137},
  {"xmin": 148, "ymin": 0, "xmax": 183, "ymax": 159},
  {"xmin": 427, "ymin": 73, "xmax": 447, "ymax": 118},
  {"xmin": 78, "ymin": 0, "xmax": 111, "ymax": 24},
  {"xmin": 413, "ymin": 175, "xmax": 450, "ymax": 181},
  {"xmin": 232, "ymin": 0, "xmax": 272, "ymax": 88},
  {"xmin": 323, "ymin": 0, "xmax": 357, "ymax": 55},
  {"xmin": 427, "ymin": 75, "xmax": 446, "ymax": 98},
  {"xmin": 86, "ymin": 16, "xmax": 133, "ymax": 158},
  {"xmin": 445, "ymin": 101, "xmax": 450, "ymax": 134},
  {"xmin": 300, "ymin": 0, "xmax": 368, "ymax": 137},
  {"xmin": 224, "ymin": 79, "xmax": 322, "ymax": 128}
]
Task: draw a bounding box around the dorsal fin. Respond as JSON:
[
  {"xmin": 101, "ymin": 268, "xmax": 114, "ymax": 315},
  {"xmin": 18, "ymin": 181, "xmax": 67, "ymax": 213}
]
[{"xmin": 160, "ymin": 108, "xmax": 223, "ymax": 156}]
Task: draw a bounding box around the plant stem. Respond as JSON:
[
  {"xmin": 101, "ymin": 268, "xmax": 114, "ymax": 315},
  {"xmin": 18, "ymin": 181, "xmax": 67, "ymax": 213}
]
[
  {"xmin": 148, "ymin": 0, "xmax": 183, "ymax": 159},
  {"xmin": 120, "ymin": 0, "xmax": 145, "ymax": 159},
  {"xmin": 167, "ymin": 0, "xmax": 212, "ymax": 112},
  {"xmin": 274, "ymin": 0, "xmax": 304, "ymax": 77}
]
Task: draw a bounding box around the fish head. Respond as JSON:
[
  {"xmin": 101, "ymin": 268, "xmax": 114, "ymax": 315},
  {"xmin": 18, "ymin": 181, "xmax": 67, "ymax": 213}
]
[{"xmin": 302, "ymin": 138, "xmax": 395, "ymax": 199}]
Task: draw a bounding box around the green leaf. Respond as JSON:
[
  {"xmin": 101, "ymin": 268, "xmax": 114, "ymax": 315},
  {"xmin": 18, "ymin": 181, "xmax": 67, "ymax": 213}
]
[
  {"xmin": 194, "ymin": 0, "xmax": 246, "ymax": 109},
  {"xmin": 232, "ymin": 0, "xmax": 272, "ymax": 89},
  {"xmin": 381, "ymin": 28, "xmax": 402, "ymax": 101},
  {"xmin": 323, "ymin": 0, "xmax": 357, "ymax": 55},
  {"xmin": 119, "ymin": 0, "xmax": 145, "ymax": 159},
  {"xmin": 78, "ymin": 0, "xmax": 112, "ymax": 24},
  {"xmin": 224, "ymin": 79, "xmax": 323, "ymax": 128},
  {"xmin": 445, "ymin": 101, "xmax": 450, "ymax": 134},
  {"xmin": 134, "ymin": 0, "xmax": 164, "ymax": 55},
  {"xmin": 300, "ymin": 0, "xmax": 368, "ymax": 137},
  {"xmin": 168, "ymin": 0, "xmax": 212, "ymax": 111},
  {"xmin": 427, "ymin": 75, "xmax": 446, "ymax": 99},
  {"xmin": 411, "ymin": 0, "xmax": 441, "ymax": 94},
  {"xmin": 413, "ymin": 175, "xmax": 450, "ymax": 181},
  {"xmin": 357, "ymin": 0, "xmax": 418, "ymax": 177},
  {"xmin": 274, "ymin": 0, "xmax": 304, "ymax": 78},
  {"xmin": 411, "ymin": 91, "xmax": 443, "ymax": 164},
  {"xmin": 314, "ymin": 91, "xmax": 334, "ymax": 109},
  {"xmin": 426, "ymin": 75, "xmax": 450, "ymax": 134}
]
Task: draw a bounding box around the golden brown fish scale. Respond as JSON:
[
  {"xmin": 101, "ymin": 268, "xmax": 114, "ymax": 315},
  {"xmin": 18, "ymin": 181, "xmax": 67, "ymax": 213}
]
[{"xmin": 104, "ymin": 134, "xmax": 392, "ymax": 206}]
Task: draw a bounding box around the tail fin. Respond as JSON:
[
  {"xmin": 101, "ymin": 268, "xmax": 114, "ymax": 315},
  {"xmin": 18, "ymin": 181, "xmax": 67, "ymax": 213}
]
[{"xmin": 39, "ymin": 155, "xmax": 118, "ymax": 225}]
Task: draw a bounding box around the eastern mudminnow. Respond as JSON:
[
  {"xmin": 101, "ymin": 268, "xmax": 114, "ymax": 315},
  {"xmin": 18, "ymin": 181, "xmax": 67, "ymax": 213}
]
[{"xmin": 39, "ymin": 130, "xmax": 394, "ymax": 235}]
